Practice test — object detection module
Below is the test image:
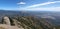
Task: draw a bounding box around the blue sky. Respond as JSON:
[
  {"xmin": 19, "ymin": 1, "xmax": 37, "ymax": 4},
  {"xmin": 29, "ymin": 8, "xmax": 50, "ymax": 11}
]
[
  {"xmin": 0, "ymin": 0, "xmax": 60, "ymax": 11},
  {"xmin": 18, "ymin": 0, "xmax": 60, "ymax": 11},
  {"xmin": 0, "ymin": 0, "xmax": 19, "ymax": 10}
]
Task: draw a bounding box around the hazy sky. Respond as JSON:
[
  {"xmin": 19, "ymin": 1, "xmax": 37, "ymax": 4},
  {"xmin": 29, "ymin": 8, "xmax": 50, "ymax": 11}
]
[{"xmin": 0, "ymin": 0, "xmax": 60, "ymax": 11}]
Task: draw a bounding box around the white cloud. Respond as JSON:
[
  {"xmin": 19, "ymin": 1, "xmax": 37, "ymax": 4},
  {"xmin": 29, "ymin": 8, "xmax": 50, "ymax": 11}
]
[
  {"xmin": 26, "ymin": 1, "xmax": 60, "ymax": 8},
  {"xmin": 27, "ymin": 2, "xmax": 55, "ymax": 8},
  {"xmin": 18, "ymin": 1, "xmax": 60, "ymax": 11},
  {"xmin": 17, "ymin": 2, "xmax": 26, "ymax": 5}
]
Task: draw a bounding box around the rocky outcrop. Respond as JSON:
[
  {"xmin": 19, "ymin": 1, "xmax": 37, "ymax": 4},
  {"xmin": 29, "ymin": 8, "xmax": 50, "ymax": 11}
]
[
  {"xmin": 1, "ymin": 16, "xmax": 24, "ymax": 29},
  {"xmin": 2, "ymin": 16, "xmax": 11, "ymax": 25},
  {"xmin": 0, "ymin": 16, "xmax": 57, "ymax": 29}
]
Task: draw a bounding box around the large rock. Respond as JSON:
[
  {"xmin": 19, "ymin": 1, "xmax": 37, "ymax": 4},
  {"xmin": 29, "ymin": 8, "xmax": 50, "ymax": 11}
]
[
  {"xmin": 0, "ymin": 24, "xmax": 23, "ymax": 29},
  {"xmin": 3, "ymin": 16, "xmax": 11, "ymax": 25}
]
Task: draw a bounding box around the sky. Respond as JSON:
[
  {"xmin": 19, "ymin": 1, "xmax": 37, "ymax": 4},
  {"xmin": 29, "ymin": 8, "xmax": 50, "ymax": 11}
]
[
  {"xmin": 0, "ymin": 0, "xmax": 19, "ymax": 10},
  {"xmin": 0, "ymin": 0, "xmax": 60, "ymax": 11}
]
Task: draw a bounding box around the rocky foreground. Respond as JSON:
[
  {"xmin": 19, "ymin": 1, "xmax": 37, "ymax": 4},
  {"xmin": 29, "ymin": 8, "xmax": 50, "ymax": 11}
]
[
  {"xmin": 0, "ymin": 24, "xmax": 21, "ymax": 29},
  {"xmin": 0, "ymin": 16, "xmax": 24, "ymax": 29},
  {"xmin": 0, "ymin": 16, "xmax": 60, "ymax": 29}
]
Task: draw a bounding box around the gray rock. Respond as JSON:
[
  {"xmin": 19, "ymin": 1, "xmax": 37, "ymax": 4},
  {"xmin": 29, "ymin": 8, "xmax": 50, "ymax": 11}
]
[{"xmin": 3, "ymin": 16, "xmax": 11, "ymax": 25}]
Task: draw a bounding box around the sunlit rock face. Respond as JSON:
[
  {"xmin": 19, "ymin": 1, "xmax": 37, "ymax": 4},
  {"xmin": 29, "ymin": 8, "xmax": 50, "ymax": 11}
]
[
  {"xmin": 3, "ymin": 16, "xmax": 11, "ymax": 25},
  {"xmin": 0, "ymin": 16, "xmax": 24, "ymax": 29}
]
